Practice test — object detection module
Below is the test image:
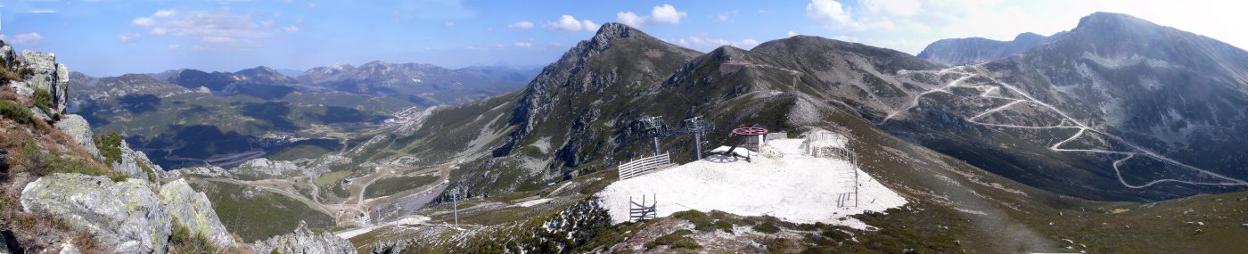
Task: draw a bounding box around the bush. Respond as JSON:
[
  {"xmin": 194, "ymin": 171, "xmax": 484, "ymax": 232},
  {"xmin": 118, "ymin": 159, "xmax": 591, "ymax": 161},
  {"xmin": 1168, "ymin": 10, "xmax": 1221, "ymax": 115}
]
[
  {"xmin": 22, "ymin": 142, "xmax": 108, "ymax": 177},
  {"xmin": 138, "ymin": 161, "xmax": 157, "ymax": 182},
  {"xmin": 645, "ymin": 229, "xmax": 701, "ymax": 250},
  {"xmin": 33, "ymin": 88, "xmax": 51, "ymax": 115},
  {"xmin": 0, "ymin": 99, "xmax": 31, "ymax": 124},
  {"xmin": 108, "ymin": 172, "xmax": 128, "ymax": 182},
  {"xmin": 672, "ymin": 210, "xmax": 714, "ymax": 231},
  {"xmin": 94, "ymin": 132, "xmax": 123, "ymax": 165},
  {"xmin": 754, "ymin": 222, "xmax": 781, "ymax": 234},
  {"xmin": 170, "ymin": 221, "xmax": 218, "ymax": 254}
]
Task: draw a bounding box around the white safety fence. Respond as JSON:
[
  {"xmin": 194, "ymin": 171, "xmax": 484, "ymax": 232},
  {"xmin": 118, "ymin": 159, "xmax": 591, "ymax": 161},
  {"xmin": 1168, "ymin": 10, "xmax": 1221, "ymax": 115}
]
[{"xmin": 618, "ymin": 152, "xmax": 674, "ymax": 180}]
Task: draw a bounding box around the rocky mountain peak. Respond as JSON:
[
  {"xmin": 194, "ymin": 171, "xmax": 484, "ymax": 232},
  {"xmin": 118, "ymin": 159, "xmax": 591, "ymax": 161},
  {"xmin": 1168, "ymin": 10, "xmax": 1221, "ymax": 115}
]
[
  {"xmin": 591, "ymin": 22, "xmax": 636, "ymax": 42},
  {"xmin": 1074, "ymin": 12, "xmax": 1157, "ymax": 33}
]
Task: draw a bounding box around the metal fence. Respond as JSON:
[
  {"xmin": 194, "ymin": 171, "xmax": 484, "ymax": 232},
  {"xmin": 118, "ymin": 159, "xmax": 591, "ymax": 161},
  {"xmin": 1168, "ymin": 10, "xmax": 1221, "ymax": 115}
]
[{"xmin": 618, "ymin": 152, "xmax": 674, "ymax": 180}]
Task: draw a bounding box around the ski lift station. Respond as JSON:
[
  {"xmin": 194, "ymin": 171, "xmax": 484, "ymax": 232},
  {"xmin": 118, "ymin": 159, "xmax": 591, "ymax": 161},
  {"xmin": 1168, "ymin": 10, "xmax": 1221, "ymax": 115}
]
[{"xmin": 597, "ymin": 126, "xmax": 907, "ymax": 230}]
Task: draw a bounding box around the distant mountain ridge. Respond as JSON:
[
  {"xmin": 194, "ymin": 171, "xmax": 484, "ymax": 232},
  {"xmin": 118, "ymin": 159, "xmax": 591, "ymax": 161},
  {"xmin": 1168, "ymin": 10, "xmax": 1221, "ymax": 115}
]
[{"xmin": 918, "ymin": 32, "xmax": 1056, "ymax": 65}]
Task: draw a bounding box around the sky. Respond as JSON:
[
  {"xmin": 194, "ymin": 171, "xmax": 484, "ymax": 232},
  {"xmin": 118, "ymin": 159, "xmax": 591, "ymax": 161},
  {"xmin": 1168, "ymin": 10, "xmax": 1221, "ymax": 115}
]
[{"xmin": 1, "ymin": 0, "xmax": 1245, "ymax": 76}]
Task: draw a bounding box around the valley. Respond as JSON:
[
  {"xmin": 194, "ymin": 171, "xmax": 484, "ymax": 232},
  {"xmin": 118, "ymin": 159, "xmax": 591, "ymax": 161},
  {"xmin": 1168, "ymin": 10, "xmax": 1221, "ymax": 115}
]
[{"xmin": 4, "ymin": 3, "xmax": 1248, "ymax": 253}]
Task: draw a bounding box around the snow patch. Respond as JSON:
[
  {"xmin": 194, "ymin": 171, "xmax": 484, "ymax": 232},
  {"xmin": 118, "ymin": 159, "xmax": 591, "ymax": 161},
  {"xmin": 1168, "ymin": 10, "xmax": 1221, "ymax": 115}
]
[{"xmin": 597, "ymin": 139, "xmax": 907, "ymax": 230}]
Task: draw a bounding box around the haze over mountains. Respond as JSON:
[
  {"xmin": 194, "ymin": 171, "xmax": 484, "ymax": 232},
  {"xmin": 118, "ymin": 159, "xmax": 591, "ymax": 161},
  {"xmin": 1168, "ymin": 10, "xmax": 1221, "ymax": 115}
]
[{"xmin": 68, "ymin": 62, "xmax": 538, "ymax": 168}]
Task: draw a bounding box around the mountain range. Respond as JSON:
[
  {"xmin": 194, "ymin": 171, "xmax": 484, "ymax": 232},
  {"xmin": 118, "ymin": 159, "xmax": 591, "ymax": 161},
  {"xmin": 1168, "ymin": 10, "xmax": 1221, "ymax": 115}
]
[
  {"xmin": 68, "ymin": 63, "xmax": 538, "ymax": 168},
  {"xmin": 4, "ymin": 10, "xmax": 1248, "ymax": 254}
]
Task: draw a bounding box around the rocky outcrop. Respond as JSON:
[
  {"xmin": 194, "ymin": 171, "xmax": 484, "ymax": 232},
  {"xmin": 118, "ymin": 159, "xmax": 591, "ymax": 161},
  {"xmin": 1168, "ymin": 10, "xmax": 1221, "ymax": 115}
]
[
  {"xmin": 158, "ymin": 179, "xmax": 236, "ymax": 247},
  {"xmin": 111, "ymin": 141, "xmax": 162, "ymax": 182},
  {"xmin": 53, "ymin": 114, "xmax": 102, "ymax": 160},
  {"xmin": 161, "ymin": 165, "xmax": 233, "ymax": 179},
  {"xmin": 251, "ymin": 221, "xmax": 355, "ymax": 254},
  {"xmin": 10, "ymin": 50, "xmax": 70, "ymax": 116},
  {"xmin": 232, "ymin": 158, "xmax": 304, "ymax": 179},
  {"xmin": 20, "ymin": 174, "xmax": 173, "ymax": 253}
]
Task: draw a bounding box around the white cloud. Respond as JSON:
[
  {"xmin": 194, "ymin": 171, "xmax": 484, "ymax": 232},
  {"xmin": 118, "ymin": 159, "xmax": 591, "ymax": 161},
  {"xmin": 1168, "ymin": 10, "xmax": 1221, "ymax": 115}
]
[
  {"xmin": 118, "ymin": 32, "xmax": 141, "ymax": 42},
  {"xmin": 863, "ymin": 0, "xmax": 921, "ymax": 17},
  {"xmin": 615, "ymin": 4, "xmax": 687, "ymax": 27},
  {"xmin": 650, "ymin": 4, "xmax": 687, "ymax": 24},
  {"xmin": 0, "ymin": 33, "xmax": 44, "ymax": 44},
  {"xmin": 154, "ymin": 9, "xmax": 177, "ymax": 17},
  {"xmin": 616, "ymin": 11, "xmax": 646, "ymax": 27},
  {"xmin": 807, "ymin": 0, "xmax": 866, "ymax": 31},
  {"xmin": 547, "ymin": 15, "xmax": 597, "ymax": 32},
  {"xmin": 29, "ymin": 9, "xmax": 57, "ymax": 14},
  {"xmin": 672, "ymin": 34, "xmax": 760, "ymax": 51},
  {"xmin": 507, "ymin": 21, "xmax": 535, "ymax": 30},
  {"xmin": 716, "ymin": 10, "xmax": 739, "ymax": 22},
  {"xmin": 130, "ymin": 9, "xmax": 291, "ymax": 45},
  {"xmin": 513, "ymin": 41, "xmax": 533, "ymax": 48},
  {"xmin": 788, "ymin": 31, "xmax": 800, "ymax": 37},
  {"xmin": 167, "ymin": 44, "xmax": 181, "ymax": 50}
]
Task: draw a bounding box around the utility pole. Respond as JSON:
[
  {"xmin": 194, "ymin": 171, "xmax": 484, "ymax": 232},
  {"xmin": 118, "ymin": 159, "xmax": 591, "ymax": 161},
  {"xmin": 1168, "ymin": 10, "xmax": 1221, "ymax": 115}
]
[
  {"xmin": 684, "ymin": 116, "xmax": 707, "ymax": 161},
  {"xmin": 642, "ymin": 116, "xmax": 664, "ymax": 155},
  {"xmin": 451, "ymin": 188, "xmax": 460, "ymax": 227}
]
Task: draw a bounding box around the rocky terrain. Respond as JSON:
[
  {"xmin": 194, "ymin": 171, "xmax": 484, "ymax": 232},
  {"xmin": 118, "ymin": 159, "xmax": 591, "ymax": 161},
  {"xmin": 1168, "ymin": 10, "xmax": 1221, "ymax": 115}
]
[
  {"xmin": 6, "ymin": 11, "xmax": 1248, "ymax": 254},
  {"xmin": 0, "ymin": 40, "xmax": 354, "ymax": 253},
  {"xmin": 918, "ymin": 32, "xmax": 1055, "ymax": 65}
]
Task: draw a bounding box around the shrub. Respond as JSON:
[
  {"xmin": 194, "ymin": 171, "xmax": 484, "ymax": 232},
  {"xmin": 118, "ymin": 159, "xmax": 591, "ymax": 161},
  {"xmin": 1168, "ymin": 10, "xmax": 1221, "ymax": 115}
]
[
  {"xmin": 108, "ymin": 172, "xmax": 129, "ymax": 182},
  {"xmin": 672, "ymin": 210, "xmax": 714, "ymax": 231},
  {"xmin": 645, "ymin": 229, "xmax": 701, "ymax": 250},
  {"xmin": 754, "ymin": 222, "xmax": 781, "ymax": 234},
  {"xmin": 138, "ymin": 161, "xmax": 157, "ymax": 182},
  {"xmin": 170, "ymin": 221, "xmax": 218, "ymax": 254},
  {"xmin": 0, "ymin": 100, "xmax": 31, "ymax": 124},
  {"xmin": 94, "ymin": 132, "xmax": 124, "ymax": 165},
  {"xmin": 22, "ymin": 142, "xmax": 108, "ymax": 177},
  {"xmin": 33, "ymin": 88, "xmax": 51, "ymax": 115}
]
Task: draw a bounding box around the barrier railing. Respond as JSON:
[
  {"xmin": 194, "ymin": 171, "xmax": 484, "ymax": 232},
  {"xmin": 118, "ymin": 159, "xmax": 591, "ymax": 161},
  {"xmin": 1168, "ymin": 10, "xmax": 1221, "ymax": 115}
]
[{"xmin": 618, "ymin": 152, "xmax": 673, "ymax": 180}]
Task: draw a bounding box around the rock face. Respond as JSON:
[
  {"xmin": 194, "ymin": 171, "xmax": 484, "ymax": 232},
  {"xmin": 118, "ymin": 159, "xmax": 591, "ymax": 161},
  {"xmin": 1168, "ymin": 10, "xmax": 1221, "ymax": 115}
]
[
  {"xmin": 494, "ymin": 22, "xmax": 702, "ymax": 170},
  {"xmin": 20, "ymin": 174, "xmax": 173, "ymax": 254},
  {"xmin": 232, "ymin": 158, "xmax": 304, "ymax": 179},
  {"xmin": 12, "ymin": 50, "xmax": 70, "ymax": 115},
  {"xmin": 53, "ymin": 114, "xmax": 102, "ymax": 160},
  {"xmin": 917, "ymin": 32, "xmax": 1054, "ymax": 65},
  {"xmin": 158, "ymin": 179, "xmax": 236, "ymax": 247},
  {"xmin": 112, "ymin": 140, "xmax": 163, "ymax": 183},
  {"xmin": 251, "ymin": 221, "xmax": 355, "ymax": 254}
]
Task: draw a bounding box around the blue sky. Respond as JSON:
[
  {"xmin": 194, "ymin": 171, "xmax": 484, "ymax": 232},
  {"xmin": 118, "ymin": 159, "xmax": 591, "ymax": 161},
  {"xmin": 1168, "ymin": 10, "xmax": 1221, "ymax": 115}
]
[{"xmin": 2, "ymin": 0, "xmax": 1245, "ymax": 76}]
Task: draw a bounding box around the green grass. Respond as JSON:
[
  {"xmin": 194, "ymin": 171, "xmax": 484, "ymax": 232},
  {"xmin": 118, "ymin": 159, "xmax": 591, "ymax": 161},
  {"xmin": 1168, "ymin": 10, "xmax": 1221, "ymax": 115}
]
[
  {"xmin": 190, "ymin": 180, "xmax": 333, "ymax": 242},
  {"xmin": 93, "ymin": 132, "xmax": 123, "ymax": 165},
  {"xmin": 21, "ymin": 142, "xmax": 108, "ymax": 177},
  {"xmin": 170, "ymin": 221, "xmax": 219, "ymax": 254},
  {"xmin": 645, "ymin": 229, "xmax": 700, "ymax": 250},
  {"xmin": 363, "ymin": 175, "xmax": 440, "ymax": 199},
  {"xmin": 267, "ymin": 143, "xmax": 334, "ymax": 161},
  {"xmin": 0, "ymin": 99, "xmax": 32, "ymax": 124},
  {"xmin": 33, "ymin": 88, "xmax": 52, "ymax": 115}
]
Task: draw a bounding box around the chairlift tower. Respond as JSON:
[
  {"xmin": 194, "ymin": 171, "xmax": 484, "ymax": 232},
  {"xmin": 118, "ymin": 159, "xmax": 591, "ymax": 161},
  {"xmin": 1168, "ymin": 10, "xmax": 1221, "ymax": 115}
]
[
  {"xmin": 683, "ymin": 116, "xmax": 710, "ymax": 160},
  {"xmin": 640, "ymin": 116, "xmax": 666, "ymax": 155}
]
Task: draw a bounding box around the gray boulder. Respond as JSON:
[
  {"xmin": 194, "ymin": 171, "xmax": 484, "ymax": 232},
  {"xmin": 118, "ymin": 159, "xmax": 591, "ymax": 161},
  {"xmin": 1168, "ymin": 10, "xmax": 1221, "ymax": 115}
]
[
  {"xmin": 20, "ymin": 174, "xmax": 173, "ymax": 254},
  {"xmin": 161, "ymin": 165, "xmax": 232, "ymax": 179},
  {"xmin": 0, "ymin": 41, "xmax": 15, "ymax": 70},
  {"xmin": 251, "ymin": 221, "xmax": 355, "ymax": 254},
  {"xmin": 111, "ymin": 141, "xmax": 162, "ymax": 183},
  {"xmin": 233, "ymin": 158, "xmax": 304, "ymax": 179},
  {"xmin": 158, "ymin": 179, "xmax": 236, "ymax": 247},
  {"xmin": 53, "ymin": 114, "xmax": 102, "ymax": 160},
  {"xmin": 15, "ymin": 50, "xmax": 69, "ymax": 115}
]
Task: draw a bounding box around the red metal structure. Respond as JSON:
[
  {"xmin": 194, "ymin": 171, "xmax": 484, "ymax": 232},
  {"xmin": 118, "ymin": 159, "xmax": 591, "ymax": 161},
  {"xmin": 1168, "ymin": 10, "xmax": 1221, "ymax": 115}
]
[{"xmin": 731, "ymin": 126, "xmax": 769, "ymax": 136}]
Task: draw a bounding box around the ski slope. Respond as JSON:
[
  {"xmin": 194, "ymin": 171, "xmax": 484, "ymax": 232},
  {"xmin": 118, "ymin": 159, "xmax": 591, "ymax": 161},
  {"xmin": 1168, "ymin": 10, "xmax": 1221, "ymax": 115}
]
[
  {"xmin": 881, "ymin": 66, "xmax": 1248, "ymax": 189},
  {"xmin": 597, "ymin": 138, "xmax": 907, "ymax": 230}
]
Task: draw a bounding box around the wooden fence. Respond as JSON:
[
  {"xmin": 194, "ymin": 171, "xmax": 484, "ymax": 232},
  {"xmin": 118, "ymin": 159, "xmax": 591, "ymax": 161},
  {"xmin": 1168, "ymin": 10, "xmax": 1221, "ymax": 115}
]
[{"xmin": 618, "ymin": 152, "xmax": 673, "ymax": 180}]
